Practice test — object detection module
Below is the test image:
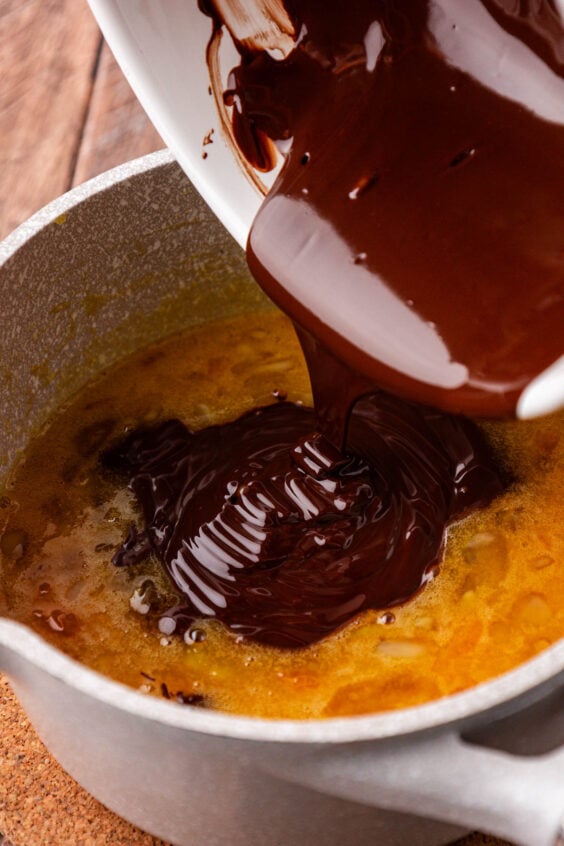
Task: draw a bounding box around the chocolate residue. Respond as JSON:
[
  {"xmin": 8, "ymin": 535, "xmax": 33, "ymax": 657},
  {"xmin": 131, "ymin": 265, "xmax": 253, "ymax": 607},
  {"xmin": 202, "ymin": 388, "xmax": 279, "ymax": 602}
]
[{"xmin": 104, "ymin": 398, "xmax": 504, "ymax": 648}]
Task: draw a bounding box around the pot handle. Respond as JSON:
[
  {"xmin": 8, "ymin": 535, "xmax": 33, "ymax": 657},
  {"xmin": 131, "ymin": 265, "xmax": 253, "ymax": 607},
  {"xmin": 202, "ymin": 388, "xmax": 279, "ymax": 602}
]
[{"xmin": 267, "ymin": 730, "xmax": 564, "ymax": 846}]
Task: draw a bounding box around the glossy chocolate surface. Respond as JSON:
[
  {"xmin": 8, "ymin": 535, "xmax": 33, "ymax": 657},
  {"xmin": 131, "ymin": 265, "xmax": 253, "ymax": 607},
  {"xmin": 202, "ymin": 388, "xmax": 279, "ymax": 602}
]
[
  {"xmin": 105, "ymin": 1, "xmax": 564, "ymax": 646},
  {"xmin": 105, "ymin": 397, "xmax": 503, "ymax": 647},
  {"xmin": 211, "ymin": 0, "xmax": 564, "ymax": 416},
  {"xmin": 104, "ymin": 0, "xmax": 562, "ymax": 646}
]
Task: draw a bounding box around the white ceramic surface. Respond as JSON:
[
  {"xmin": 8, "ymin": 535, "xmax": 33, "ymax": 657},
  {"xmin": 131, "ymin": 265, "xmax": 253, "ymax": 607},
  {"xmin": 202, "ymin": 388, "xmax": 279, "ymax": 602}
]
[{"xmin": 0, "ymin": 151, "xmax": 563, "ymax": 846}]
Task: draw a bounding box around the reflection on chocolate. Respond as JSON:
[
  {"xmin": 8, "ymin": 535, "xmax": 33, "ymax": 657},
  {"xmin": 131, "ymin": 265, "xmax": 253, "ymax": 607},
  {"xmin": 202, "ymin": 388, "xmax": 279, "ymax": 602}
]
[
  {"xmin": 104, "ymin": 398, "xmax": 504, "ymax": 648},
  {"xmin": 103, "ymin": 0, "xmax": 560, "ymax": 648},
  {"xmin": 206, "ymin": 0, "xmax": 564, "ymax": 417}
]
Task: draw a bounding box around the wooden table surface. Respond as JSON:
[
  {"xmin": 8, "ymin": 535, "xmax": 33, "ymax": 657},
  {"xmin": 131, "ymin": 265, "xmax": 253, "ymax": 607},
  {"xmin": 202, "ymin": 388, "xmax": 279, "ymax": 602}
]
[{"xmin": 0, "ymin": 2, "xmax": 511, "ymax": 844}]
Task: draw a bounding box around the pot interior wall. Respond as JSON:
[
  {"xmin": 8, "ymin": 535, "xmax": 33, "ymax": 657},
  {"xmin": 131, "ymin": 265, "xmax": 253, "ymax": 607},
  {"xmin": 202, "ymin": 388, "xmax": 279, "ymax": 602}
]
[{"xmin": 0, "ymin": 159, "xmax": 272, "ymax": 484}]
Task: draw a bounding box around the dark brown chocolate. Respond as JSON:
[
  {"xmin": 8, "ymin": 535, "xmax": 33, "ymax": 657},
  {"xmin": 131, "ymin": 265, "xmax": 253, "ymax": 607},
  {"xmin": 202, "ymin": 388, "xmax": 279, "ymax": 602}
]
[
  {"xmin": 104, "ymin": 1, "xmax": 564, "ymax": 648},
  {"xmin": 212, "ymin": 0, "xmax": 564, "ymax": 419},
  {"xmin": 104, "ymin": 398, "xmax": 504, "ymax": 647}
]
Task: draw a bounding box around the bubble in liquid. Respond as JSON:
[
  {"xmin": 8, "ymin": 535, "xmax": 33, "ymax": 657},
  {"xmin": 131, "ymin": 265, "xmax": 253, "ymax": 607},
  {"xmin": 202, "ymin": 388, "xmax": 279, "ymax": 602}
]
[
  {"xmin": 188, "ymin": 628, "xmax": 207, "ymax": 643},
  {"xmin": 158, "ymin": 616, "xmax": 177, "ymax": 636},
  {"xmin": 377, "ymin": 612, "xmax": 395, "ymax": 625}
]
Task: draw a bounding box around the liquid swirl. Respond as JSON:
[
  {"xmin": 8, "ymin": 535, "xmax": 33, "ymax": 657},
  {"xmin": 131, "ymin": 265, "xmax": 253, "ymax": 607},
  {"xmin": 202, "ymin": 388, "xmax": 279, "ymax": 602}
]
[{"xmin": 104, "ymin": 396, "xmax": 504, "ymax": 647}]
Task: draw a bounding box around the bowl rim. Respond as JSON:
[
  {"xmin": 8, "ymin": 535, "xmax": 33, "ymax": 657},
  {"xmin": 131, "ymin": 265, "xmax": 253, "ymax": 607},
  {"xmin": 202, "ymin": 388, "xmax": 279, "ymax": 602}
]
[{"xmin": 0, "ymin": 150, "xmax": 562, "ymax": 745}]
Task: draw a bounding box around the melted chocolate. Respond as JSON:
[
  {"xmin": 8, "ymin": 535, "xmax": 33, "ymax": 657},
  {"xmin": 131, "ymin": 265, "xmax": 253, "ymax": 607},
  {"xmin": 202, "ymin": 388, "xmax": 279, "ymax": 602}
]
[
  {"xmin": 103, "ymin": 0, "xmax": 559, "ymax": 647},
  {"xmin": 105, "ymin": 398, "xmax": 503, "ymax": 647},
  {"xmin": 211, "ymin": 0, "xmax": 564, "ymax": 417}
]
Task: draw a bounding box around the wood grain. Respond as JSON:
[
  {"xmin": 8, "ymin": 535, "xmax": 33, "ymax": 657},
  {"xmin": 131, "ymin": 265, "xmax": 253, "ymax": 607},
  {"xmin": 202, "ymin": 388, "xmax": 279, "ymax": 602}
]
[
  {"xmin": 72, "ymin": 41, "xmax": 163, "ymax": 186},
  {"xmin": 0, "ymin": 0, "xmax": 101, "ymax": 239}
]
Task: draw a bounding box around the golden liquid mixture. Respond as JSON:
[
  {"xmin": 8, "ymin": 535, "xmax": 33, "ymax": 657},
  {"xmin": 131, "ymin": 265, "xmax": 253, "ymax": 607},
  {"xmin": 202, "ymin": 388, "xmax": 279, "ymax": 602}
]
[{"xmin": 0, "ymin": 309, "xmax": 562, "ymax": 719}]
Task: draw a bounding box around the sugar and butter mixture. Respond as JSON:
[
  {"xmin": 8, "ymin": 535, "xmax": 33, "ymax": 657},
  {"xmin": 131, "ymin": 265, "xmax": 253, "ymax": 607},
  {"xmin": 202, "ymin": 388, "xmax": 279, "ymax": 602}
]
[{"xmin": 0, "ymin": 310, "xmax": 562, "ymax": 719}]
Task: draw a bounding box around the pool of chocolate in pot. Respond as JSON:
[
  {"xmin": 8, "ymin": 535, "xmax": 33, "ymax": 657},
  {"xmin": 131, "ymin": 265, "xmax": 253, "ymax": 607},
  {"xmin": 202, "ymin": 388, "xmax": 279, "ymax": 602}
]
[{"xmin": 1, "ymin": 311, "xmax": 562, "ymax": 719}]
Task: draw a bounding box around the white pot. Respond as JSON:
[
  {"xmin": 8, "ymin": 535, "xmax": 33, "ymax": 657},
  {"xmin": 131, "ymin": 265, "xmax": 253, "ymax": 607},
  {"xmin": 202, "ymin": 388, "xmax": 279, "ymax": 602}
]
[{"xmin": 0, "ymin": 152, "xmax": 563, "ymax": 846}]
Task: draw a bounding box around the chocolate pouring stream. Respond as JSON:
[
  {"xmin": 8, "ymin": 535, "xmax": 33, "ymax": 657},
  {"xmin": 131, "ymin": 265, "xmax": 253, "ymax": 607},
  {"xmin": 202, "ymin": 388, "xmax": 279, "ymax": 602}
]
[
  {"xmin": 205, "ymin": 0, "xmax": 564, "ymax": 418},
  {"xmin": 105, "ymin": 0, "xmax": 564, "ymax": 648}
]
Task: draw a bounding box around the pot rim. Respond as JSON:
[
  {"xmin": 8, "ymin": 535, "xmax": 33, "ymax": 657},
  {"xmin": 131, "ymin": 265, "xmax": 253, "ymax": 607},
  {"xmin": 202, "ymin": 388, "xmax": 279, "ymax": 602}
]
[
  {"xmin": 1, "ymin": 150, "xmax": 562, "ymax": 745},
  {"xmin": 1, "ymin": 617, "xmax": 562, "ymax": 743}
]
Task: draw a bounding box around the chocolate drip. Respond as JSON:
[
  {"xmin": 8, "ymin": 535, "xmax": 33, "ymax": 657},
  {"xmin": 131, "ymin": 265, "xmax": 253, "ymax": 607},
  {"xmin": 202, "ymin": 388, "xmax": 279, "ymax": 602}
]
[
  {"xmin": 207, "ymin": 0, "xmax": 564, "ymax": 417},
  {"xmin": 104, "ymin": 398, "xmax": 504, "ymax": 648},
  {"xmin": 103, "ymin": 0, "xmax": 562, "ymax": 648}
]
